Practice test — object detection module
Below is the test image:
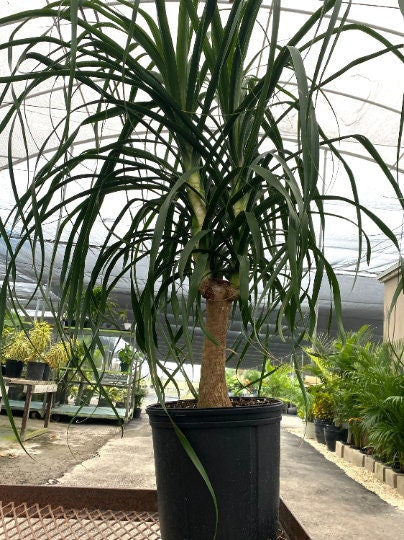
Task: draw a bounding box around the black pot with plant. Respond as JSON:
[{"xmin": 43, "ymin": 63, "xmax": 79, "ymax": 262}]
[
  {"xmin": 3, "ymin": 331, "xmax": 28, "ymax": 379},
  {"xmin": 131, "ymin": 387, "xmax": 147, "ymax": 419},
  {"xmin": 5, "ymin": 360, "xmax": 24, "ymax": 378},
  {"xmin": 24, "ymin": 322, "xmax": 52, "ymax": 380},
  {"xmin": 1, "ymin": 1, "xmax": 403, "ymax": 539},
  {"xmin": 98, "ymin": 386, "xmax": 123, "ymax": 408},
  {"xmin": 324, "ymin": 424, "xmax": 348, "ymax": 452},
  {"xmin": 3, "ymin": 322, "xmax": 52, "ymax": 381},
  {"xmin": 312, "ymin": 388, "xmax": 335, "ymax": 444},
  {"xmin": 25, "ymin": 361, "xmax": 46, "ymax": 381},
  {"xmin": 117, "ymin": 345, "xmax": 133, "ymax": 373},
  {"xmin": 1, "ymin": 313, "xmax": 25, "ymax": 378},
  {"xmin": 148, "ymin": 398, "xmax": 283, "ymax": 540}
]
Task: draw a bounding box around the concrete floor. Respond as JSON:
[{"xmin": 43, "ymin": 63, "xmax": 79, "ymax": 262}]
[
  {"xmin": 55, "ymin": 413, "xmax": 404, "ymax": 539},
  {"xmin": 56, "ymin": 413, "xmax": 156, "ymax": 489},
  {"xmin": 280, "ymin": 426, "xmax": 404, "ymax": 539}
]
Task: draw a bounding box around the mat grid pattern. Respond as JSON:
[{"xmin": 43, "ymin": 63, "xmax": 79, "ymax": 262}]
[{"xmin": 0, "ymin": 502, "xmax": 161, "ymax": 540}]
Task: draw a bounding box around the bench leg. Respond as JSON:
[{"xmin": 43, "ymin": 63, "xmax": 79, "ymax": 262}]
[
  {"xmin": 44, "ymin": 392, "xmax": 53, "ymax": 428},
  {"xmin": 21, "ymin": 386, "xmax": 33, "ymax": 441}
]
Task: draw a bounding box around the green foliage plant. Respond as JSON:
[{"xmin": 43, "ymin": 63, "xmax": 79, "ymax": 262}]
[
  {"xmin": 260, "ymin": 363, "xmax": 300, "ymax": 403},
  {"xmin": 118, "ymin": 345, "xmax": 134, "ymax": 372},
  {"xmin": 0, "ymin": 312, "xmax": 26, "ymax": 365},
  {"xmin": 26, "ymin": 322, "xmax": 52, "ymax": 362},
  {"xmin": 86, "ymin": 285, "xmax": 125, "ymax": 328},
  {"xmin": 4, "ymin": 322, "xmax": 52, "ymax": 364},
  {"xmin": 225, "ymin": 369, "xmax": 245, "ymax": 396},
  {"xmin": 357, "ymin": 342, "xmax": 404, "ymax": 469},
  {"xmin": 306, "ymin": 330, "xmax": 404, "ymax": 463},
  {"xmin": 3, "ymin": 321, "xmax": 73, "ymax": 371},
  {"xmin": 134, "ymin": 386, "xmax": 148, "ymax": 409},
  {"xmin": 44, "ymin": 341, "xmax": 71, "ymax": 369},
  {"xmin": 304, "ymin": 326, "xmax": 375, "ymax": 427},
  {"xmin": 347, "ymin": 417, "xmax": 366, "ymax": 448},
  {"xmin": 311, "ymin": 386, "xmax": 335, "ymax": 423},
  {"xmin": 226, "ymin": 362, "xmax": 302, "ymax": 406},
  {"xmin": 0, "ymin": 1, "xmax": 402, "ymax": 412},
  {"xmin": 69, "ymin": 382, "xmax": 96, "ymax": 406},
  {"xmin": 3, "ymin": 330, "xmax": 32, "ymax": 362},
  {"xmin": 99, "ymin": 386, "xmax": 125, "ymax": 405}
]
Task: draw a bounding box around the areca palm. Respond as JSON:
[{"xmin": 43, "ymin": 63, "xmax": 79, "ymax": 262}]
[{"xmin": 0, "ymin": 0, "xmax": 403, "ymax": 410}]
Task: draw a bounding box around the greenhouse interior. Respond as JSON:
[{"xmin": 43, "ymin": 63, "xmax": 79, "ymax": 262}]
[{"xmin": 0, "ymin": 1, "xmax": 403, "ymax": 539}]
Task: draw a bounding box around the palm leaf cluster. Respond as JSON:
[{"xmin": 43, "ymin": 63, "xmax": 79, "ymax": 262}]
[
  {"xmin": 0, "ymin": 1, "xmax": 403, "ymax": 402},
  {"xmin": 359, "ymin": 344, "xmax": 404, "ymax": 470},
  {"xmin": 305, "ymin": 329, "xmax": 404, "ymax": 468}
]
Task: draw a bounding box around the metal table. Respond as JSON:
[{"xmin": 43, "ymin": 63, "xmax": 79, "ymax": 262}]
[{"xmin": 0, "ymin": 377, "xmax": 58, "ymax": 441}]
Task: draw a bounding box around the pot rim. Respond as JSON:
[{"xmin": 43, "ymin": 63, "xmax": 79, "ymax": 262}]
[
  {"xmin": 147, "ymin": 397, "xmax": 284, "ymax": 426},
  {"xmin": 147, "ymin": 396, "xmax": 283, "ymax": 411}
]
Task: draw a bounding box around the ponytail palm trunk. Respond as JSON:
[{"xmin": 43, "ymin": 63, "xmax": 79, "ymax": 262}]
[
  {"xmin": 0, "ymin": 1, "xmax": 403, "ymax": 410},
  {"xmin": 199, "ymin": 279, "xmax": 239, "ymax": 408}
]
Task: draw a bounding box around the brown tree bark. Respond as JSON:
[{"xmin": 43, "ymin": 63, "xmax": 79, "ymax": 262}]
[{"xmin": 198, "ymin": 278, "xmax": 239, "ymax": 408}]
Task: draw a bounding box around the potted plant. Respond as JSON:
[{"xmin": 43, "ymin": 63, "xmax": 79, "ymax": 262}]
[
  {"xmin": 0, "ymin": 311, "xmax": 26, "ymax": 377},
  {"xmin": 117, "ymin": 345, "xmax": 134, "ymax": 373},
  {"xmin": 304, "ymin": 328, "xmax": 376, "ymax": 449},
  {"xmin": 2, "ymin": 329, "xmax": 26, "ymax": 378},
  {"xmin": 98, "ymin": 386, "xmax": 124, "ymax": 408},
  {"xmin": 0, "ymin": 1, "xmax": 403, "ymax": 539},
  {"xmin": 133, "ymin": 386, "xmax": 148, "ymax": 419},
  {"xmin": 311, "ymin": 384, "xmax": 346, "ymax": 450},
  {"xmin": 24, "ymin": 322, "xmax": 52, "ymax": 380},
  {"xmin": 312, "ymin": 386, "xmax": 335, "ymax": 444},
  {"xmin": 43, "ymin": 340, "xmax": 72, "ymax": 380},
  {"xmin": 86, "ymin": 285, "xmax": 126, "ymax": 329},
  {"xmin": 3, "ymin": 322, "xmax": 52, "ymax": 380},
  {"xmin": 355, "ymin": 341, "xmax": 404, "ymax": 466},
  {"xmin": 70, "ymin": 382, "xmax": 96, "ymax": 406},
  {"xmin": 324, "ymin": 420, "xmax": 348, "ymax": 452}
]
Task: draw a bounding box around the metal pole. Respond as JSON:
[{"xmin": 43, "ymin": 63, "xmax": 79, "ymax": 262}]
[{"xmin": 314, "ymin": 148, "xmax": 328, "ymax": 337}]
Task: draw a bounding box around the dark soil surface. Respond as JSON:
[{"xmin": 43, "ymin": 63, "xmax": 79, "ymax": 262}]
[{"xmin": 155, "ymin": 396, "xmax": 282, "ymax": 409}]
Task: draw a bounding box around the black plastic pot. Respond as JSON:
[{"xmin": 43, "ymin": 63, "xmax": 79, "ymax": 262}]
[
  {"xmin": 324, "ymin": 424, "xmax": 348, "ymax": 451},
  {"xmin": 314, "ymin": 418, "xmax": 329, "ymax": 444},
  {"xmin": 26, "ymin": 361, "xmax": 46, "ymax": 381},
  {"xmin": 147, "ymin": 397, "xmax": 283, "ymax": 540},
  {"xmin": 43, "ymin": 364, "xmax": 51, "ymax": 381},
  {"xmin": 5, "ymin": 359, "xmax": 24, "ymax": 378},
  {"xmin": 7, "ymin": 387, "xmax": 25, "ymax": 400},
  {"xmin": 63, "ymin": 318, "xmax": 91, "ymax": 329}
]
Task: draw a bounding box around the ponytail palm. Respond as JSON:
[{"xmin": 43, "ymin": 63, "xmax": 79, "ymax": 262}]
[{"xmin": 0, "ymin": 1, "xmax": 403, "ymax": 408}]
